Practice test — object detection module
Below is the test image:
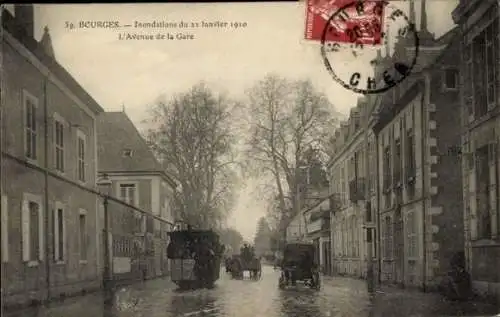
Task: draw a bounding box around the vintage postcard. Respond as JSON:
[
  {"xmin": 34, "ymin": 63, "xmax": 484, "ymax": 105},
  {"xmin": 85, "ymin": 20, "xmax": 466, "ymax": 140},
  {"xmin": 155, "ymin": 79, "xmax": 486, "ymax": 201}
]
[{"xmin": 1, "ymin": 1, "xmax": 499, "ymax": 317}]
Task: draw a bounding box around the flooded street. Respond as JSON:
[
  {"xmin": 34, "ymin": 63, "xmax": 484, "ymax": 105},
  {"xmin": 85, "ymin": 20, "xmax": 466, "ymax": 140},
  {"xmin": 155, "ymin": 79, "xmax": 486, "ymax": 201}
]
[{"xmin": 4, "ymin": 266, "xmax": 499, "ymax": 317}]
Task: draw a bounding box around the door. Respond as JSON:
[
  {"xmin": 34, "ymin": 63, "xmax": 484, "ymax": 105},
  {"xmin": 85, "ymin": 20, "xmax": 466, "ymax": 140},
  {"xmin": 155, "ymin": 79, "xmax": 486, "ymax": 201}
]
[
  {"xmin": 393, "ymin": 208, "xmax": 404, "ymax": 285},
  {"xmin": 313, "ymin": 238, "xmax": 320, "ymax": 267},
  {"xmin": 323, "ymin": 240, "xmax": 331, "ymax": 275}
]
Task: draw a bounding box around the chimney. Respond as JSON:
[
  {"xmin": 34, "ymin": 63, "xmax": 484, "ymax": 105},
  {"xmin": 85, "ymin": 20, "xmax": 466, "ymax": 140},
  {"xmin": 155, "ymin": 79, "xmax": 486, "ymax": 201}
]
[
  {"xmin": 409, "ymin": 0, "xmax": 416, "ymax": 26},
  {"xmin": 14, "ymin": 4, "xmax": 34, "ymax": 39},
  {"xmin": 420, "ymin": 0, "xmax": 428, "ymax": 33},
  {"xmin": 40, "ymin": 26, "xmax": 56, "ymax": 59}
]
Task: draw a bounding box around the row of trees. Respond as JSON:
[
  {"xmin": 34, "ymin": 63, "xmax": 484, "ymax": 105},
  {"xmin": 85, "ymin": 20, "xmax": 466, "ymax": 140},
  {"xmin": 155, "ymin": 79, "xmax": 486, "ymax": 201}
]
[{"xmin": 144, "ymin": 75, "xmax": 340, "ymax": 233}]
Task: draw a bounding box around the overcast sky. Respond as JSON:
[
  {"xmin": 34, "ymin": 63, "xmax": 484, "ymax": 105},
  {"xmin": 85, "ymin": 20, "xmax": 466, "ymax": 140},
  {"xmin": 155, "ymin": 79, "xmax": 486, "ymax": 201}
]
[{"xmin": 11, "ymin": 1, "xmax": 458, "ymax": 240}]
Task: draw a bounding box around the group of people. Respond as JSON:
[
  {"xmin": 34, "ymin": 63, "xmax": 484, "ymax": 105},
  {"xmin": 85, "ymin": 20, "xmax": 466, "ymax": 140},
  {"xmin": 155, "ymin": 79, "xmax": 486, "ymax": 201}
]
[
  {"xmin": 240, "ymin": 244, "xmax": 256, "ymax": 262},
  {"xmin": 166, "ymin": 229, "xmax": 225, "ymax": 285}
]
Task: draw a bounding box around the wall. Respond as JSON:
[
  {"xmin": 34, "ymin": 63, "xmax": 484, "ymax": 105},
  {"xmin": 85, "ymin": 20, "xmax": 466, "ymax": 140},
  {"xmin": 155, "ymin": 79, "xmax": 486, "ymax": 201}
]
[
  {"xmin": 329, "ymin": 128, "xmax": 367, "ymax": 278},
  {"xmin": 1, "ymin": 30, "xmax": 100, "ymax": 307},
  {"xmin": 427, "ymin": 43, "xmax": 465, "ymax": 284}
]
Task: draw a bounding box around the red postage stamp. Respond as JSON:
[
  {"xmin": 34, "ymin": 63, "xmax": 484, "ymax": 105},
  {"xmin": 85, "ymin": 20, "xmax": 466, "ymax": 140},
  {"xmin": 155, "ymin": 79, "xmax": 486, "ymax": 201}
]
[{"xmin": 304, "ymin": 0, "xmax": 385, "ymax": 45}]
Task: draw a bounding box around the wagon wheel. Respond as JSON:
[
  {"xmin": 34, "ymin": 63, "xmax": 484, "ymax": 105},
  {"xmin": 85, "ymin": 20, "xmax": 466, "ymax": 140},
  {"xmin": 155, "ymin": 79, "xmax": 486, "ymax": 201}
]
[
  {"xmin": 278, "ymin": 274, "xmax": 286, "ymax": 289},
  {"xmin": 230, "ymin": 259, "xmax": 242, "ymax": 279}
]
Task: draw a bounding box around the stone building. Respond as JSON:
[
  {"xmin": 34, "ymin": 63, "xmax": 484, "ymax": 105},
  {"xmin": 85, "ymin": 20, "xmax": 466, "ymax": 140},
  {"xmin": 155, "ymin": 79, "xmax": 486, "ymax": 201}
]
[
  {"xmin": 1, "ymin": 5, "xmax": 104, "ymax": 307},
  {"xmin": 328, "ymin": 106, "xmax": 371, "ymax": 278},
  {"xmin": 328, "ymin": 93, "xmax": 380, "ymax": 279},
  {"xmin": 372, "ymin": 0, "xmax": 463, "ymax": 289},
  {"xmin": 452, "ymin": 0, "xmax": 500, "ymax": 301},
  {"xmin": 97, "ymin": 111, "xmax": 177, "ymax": 283},
  {"xmin": 328, "ymin": 0, "xmax": 465, "ymax": 289}
]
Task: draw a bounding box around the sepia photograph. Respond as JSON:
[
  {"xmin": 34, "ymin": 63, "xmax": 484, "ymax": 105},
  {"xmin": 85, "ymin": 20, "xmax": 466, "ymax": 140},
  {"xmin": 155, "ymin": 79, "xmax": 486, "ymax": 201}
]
[{"xmin": 0, "ymin": 1, "xmax": 499, "ymax": 316}]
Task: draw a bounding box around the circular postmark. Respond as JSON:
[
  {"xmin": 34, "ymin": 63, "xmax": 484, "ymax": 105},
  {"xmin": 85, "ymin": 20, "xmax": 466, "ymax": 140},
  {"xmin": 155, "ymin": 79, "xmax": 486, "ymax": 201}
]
[{"xmin": 320, "ymin": 0, "xmax": 419, "ymax": 94}]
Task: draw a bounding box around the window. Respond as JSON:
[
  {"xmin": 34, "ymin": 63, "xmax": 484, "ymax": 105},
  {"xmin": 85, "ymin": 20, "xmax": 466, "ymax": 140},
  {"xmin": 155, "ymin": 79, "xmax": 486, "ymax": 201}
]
[
  {"xmin": 475, "ymin": 146, "xmax": 491, "ymax": 239},
  {"xmin": 340, "ymin": 167, "xmax": 346, "ymax": 205},
  {"xmin": 383, "ymin": 215, "xmax": 393, "ymax": 259},
  {"xmin": 352, "ymin": 216, "xmax": 358, "ymax": 257},
  {"xmin": 394, "ymin": 139, "xmax": 402, "ymax": 184},
  {"xmin": 383, "ymin": 145, "xmax": 391, "ymax": 191},
  {"xmin": 485, "ymin": 19, "xmax": 498, "ymax": 107},
  {"xmin": 342, "ymin": 220, "xmax": 347, "ymax": 256},
  {"xmin": 54, "ymin": 119, "xmax": 65, "ymax": 172},
  {"xmin": 53, "ymin": 203, "xmax": 65, "ymax": 262},
  {"xmin": 472, "ymin": 19, "xmax": 498, "ymax": 118},
  {"xmin": 1, "ymin": 195, "xmax": 8, "ymax": 262},
  {"xmin": 22, "ymin": 194, "xmax": 44, "ymax": 264},
  {"xmin": 444, "ymin": 69, "xmax": 458, "ymax": 89},
  {"xmin": 24, "ymin": 90, "xmax": 38, "ymax": 160},
  {"xmin": 76, "ymin": 130, "xmax": 86, "ymax": 182},
  {"xmin": 406, "ymin": 210, "xmax": 417, "ymax": 258},
  {"xmin": 405, "ymin": 129, "xmax": 416, "ymax": 180},
  {"xmin": 79, "ymin": 210, "xmax": 87, "ymax": 261},
  {"xmin": 119, "ymin": 183, "xmax": 137, "ymax": 205},
  {"xmin": 119, "ymin": 183, "xmax": 145, "ymax": 232},
  {"xmin": 122, "ymin": 149, "xmax": 133, "ymax": 157}
]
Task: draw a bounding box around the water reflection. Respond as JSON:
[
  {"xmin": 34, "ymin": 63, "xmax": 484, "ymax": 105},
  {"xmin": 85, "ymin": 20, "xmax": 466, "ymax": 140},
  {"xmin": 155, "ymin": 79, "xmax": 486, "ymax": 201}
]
[
  {"xmin": 169, "ymin": 289, "xmax": 219, "ymax": 317},
  {"xmin": 279, "ymin": 288, "xmax": 322, "ymax": 317}
]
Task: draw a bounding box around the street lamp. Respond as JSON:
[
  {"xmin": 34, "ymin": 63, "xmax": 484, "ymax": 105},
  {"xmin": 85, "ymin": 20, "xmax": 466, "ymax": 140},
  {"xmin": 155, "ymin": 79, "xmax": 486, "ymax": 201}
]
[{"xmin": 97, "ymin": 173, "xmax": 112, "ymax": 294}]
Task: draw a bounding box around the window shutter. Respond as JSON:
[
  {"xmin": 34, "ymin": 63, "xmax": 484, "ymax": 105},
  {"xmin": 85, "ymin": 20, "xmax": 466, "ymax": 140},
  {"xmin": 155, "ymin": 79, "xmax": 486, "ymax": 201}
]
[
  {"xmin": 38, "ymin": 204, "xmax": 44, "ymax": 261},
  {"xmin": 53, "ymin": 209, "xmax": 59, "ymax": 261},
  {"xmin": 488, "ymin": 143, "xmax": 498, "ymax": 224},
  {"xmin": 1, "ymin": 196, "xmax": 8, "ymax": 262},
  {"xmin": 22, "ymin": 200, "xmax": 30, "ymax": 262},
  {"xmin": 62, "ymin": 210, "xmax": 67, "ymax": 261}
]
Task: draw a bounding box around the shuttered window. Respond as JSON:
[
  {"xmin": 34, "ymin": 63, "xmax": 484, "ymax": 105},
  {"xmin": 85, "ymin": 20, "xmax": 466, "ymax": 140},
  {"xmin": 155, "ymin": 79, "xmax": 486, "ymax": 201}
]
[
  {"xmin": 406, "ymin": 210, "xmax": 418, "ymax": 259},
  {"xmin": 79, "ymin": 209, "xmax": 88, "ymax": 261},
  {"xmin": 383, "ymin": 215, "xmax": 392, "ymax": 259},
  {"xmin": 24, "ymin": 90, "xmax": 38, "ymax": 160},
  {"xmin": 22, "ymin": 194, "xmax": 44, "ymax": 264},
  {"xmin": 1, "ymin": 195, "xmax": 8, "ymax": 262},
  {"xmin": 54, "ymin": 119, "xmax": 65, "ymax": 172},
  {"xmin": 54, "ymin": 203, "xmax": 66, "ymax": 262}
]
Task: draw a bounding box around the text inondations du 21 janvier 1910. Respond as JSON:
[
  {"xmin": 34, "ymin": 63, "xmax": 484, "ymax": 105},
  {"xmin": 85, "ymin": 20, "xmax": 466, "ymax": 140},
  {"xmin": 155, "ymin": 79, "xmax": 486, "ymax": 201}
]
[{"xmin": 64, "ymin": 20, "xmax": 249, "ymax": 41}]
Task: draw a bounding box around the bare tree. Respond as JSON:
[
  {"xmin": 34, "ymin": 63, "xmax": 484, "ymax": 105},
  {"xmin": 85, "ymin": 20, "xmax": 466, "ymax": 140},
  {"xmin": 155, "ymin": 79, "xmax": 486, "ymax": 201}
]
[
  {"xmin": 243, "ymin": 74, "xmax": 339, "ymax": 225},
  {"xmin": 145, "ymin": 83, "xmax": 239, "ymax": 229}
]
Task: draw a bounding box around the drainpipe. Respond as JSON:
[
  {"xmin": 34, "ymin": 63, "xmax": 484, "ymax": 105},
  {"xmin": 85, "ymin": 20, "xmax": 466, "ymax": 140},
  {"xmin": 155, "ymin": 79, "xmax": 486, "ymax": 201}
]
[
  {"xmin": 43, "ymin": 77, "xmax": 51, "ymax": 300},
  {"xmin": 421, "ymin": 76, "xmax": 430, "ymax": 292},
  {"xmin": 374, "ymin": 126, "xmax": 382, "ymax": 284}
]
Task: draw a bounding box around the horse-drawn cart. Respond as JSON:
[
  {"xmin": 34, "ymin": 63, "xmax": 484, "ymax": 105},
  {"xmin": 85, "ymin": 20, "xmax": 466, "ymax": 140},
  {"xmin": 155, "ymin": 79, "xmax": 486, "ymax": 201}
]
[
  {"xmin": 227, "ymin": 254, "xmax": 262, "ymax": 280},
  {"xmin": 226, "ymin": 244, "xmax": 262, "ymax": 280}
]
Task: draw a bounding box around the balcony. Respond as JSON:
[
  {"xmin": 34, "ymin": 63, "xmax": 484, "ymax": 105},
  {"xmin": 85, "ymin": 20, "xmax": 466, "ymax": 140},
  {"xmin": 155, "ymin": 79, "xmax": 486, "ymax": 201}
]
[
  {"xmin": 329, "ymin": 193, "xmax": 342, "ymax": 214},
  {"xmin": 349, "ymin": 177, "xmax": 366, "ymax": 203}
]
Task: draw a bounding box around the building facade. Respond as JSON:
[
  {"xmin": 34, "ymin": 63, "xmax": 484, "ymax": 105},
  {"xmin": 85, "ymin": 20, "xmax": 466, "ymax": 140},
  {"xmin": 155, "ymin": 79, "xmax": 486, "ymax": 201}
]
[
  {"xmin": 97, "ymin": 112, "xmax": 176, "ymax": 283},
  {"xmin": 372, "ymin": 6, "xmax": 464, "ymax": 289},
  {"xmin": 303, "ymin": 193, "xmax": 332, "ymax": 275},
  {"xmin": 1, "ymin": 5, "xmax": 104, "ymax": 307},
  {"xmin": 327, "ymin": 0, "xmax": 468, "ymax": 289},
  {"xmin": 328, "ymin": 100, "xmax": 376, "ymax": 279},
  {"xmin": 452, "ymin": 0, "xmax": 500, "ymax": 301}
]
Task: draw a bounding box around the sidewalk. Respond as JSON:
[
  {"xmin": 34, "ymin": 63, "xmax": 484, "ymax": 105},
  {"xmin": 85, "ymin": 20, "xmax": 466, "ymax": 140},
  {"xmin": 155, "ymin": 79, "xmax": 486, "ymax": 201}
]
[{"xmin": 324, "ymin": 276, "xmax": 500, "ymax": 316}]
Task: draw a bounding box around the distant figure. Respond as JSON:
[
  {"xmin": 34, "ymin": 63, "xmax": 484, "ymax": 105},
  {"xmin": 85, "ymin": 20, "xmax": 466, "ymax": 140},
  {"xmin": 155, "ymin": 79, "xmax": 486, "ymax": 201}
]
[{"xmin": 241, "ymin": 244, "xmax": 253, "ymax": 263}]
